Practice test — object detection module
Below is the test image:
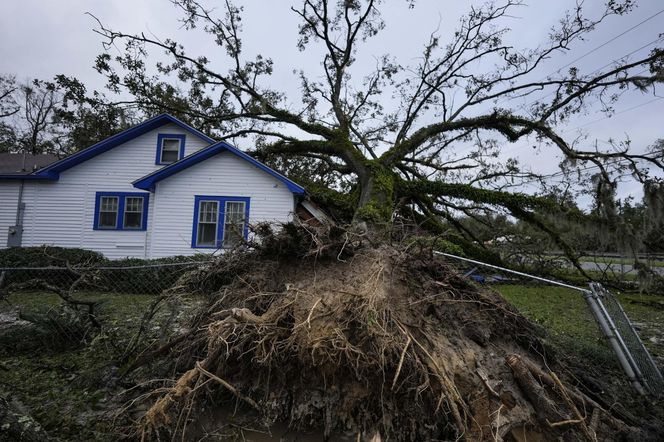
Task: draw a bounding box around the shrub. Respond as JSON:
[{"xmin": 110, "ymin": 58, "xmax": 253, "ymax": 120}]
[
  {"xmin": 0, "ymin": 246, "xmax": 105, "ymax": 268},
  {"xmin": 0, "ymin": 246, "xmax": 214, "ymax": 294}
]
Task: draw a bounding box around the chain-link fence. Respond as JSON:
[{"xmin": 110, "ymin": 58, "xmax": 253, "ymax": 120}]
[
  {"xmin": 434, "ymin": 250, "xmax": 664, "ymax": 397},
  {"xmin": 0, "ymin": 261, "xmax": 210, "ymax": 297},
  {"xmin": 587, "ymin": 283, "xmax": 664, "ymax": 395}
]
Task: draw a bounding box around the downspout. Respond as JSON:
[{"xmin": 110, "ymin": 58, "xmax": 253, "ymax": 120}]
[{"xmin": 12, "ymin": 152, "xmax": 28, "ymax": 246}]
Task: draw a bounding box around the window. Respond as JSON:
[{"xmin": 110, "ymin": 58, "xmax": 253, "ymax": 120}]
[
  {"xmin": 98, "ymin": 196, "xmax": 119, "ymax": 229},
  {"xmin": 223, "ymin": 201, "xmax": 246, "ymax": 248},
  {"xmin": 191, "ymin": 196, "xmax": 250, "ymax": 249},
  {"xmin": 196, "ymin": 201, "xmax": 219, "ymax": 247},
  {"xmin": 94, "ymin": 192, "xmax": 149, "ymax": 231},
  {"xmin": 156, "ymin": 134, "xmax": 186, "ymax": 165},
  {"xmin": 123, "ymin": 197, "xmax": 145, "ymax": 229}
]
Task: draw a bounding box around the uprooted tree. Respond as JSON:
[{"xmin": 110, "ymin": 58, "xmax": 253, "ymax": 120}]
[
  {"xmin": 82, "ymin": 2, "xmax": 664, "ymax": 439},
  {"xmin": 92, "ymin": 0, "xmax": 664, "ymax": 271}
]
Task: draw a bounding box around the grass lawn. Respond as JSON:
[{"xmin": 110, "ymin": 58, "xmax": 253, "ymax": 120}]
[{"xmin": 495, "ymin": 284, "xmax": 664, "ymax": 369}]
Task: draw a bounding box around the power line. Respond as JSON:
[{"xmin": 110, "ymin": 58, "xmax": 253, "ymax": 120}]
[
  {"xmin": 514, "ymin": 37, "xmax": 662, "ymax": 112},
  {"xmin": 496, "ymin": 95, "xmax": 663, "ymax": 156},
  {"xmin": 588, "ymin": 36, "xmax": 664, "ymax": 77},
  {"xmin": 549, "ymin": 7, "xmax": 664, "ymax": 77},
  {"xmin": 563, "ymin": 96, "xmax": 663, "ymax": 132},
  {"xmin": 506, "ymin": 154, "xmax": 658, "ymax": 187},
  {"xmin": 430, "ymin": 12, "xmax": 664, "ymax": 160}
]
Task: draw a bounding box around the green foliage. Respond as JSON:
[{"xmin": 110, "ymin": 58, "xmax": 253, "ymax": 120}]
[
  {"xmin": 0, "ymin": 246, "xmax": 105, "ymax": 268},
  {"xmin": 356, "ymin": 201, "xmax": 390, "ymax": 224},
  {"xmin": 53, "ymin": 75, "xmax": 137, "ymax": 154},
  {"xmin": 304, "ymin": 181, "xmax": 357, "ymax": 221},
  {"xmin": 0, "ymin": 291, "xmax": 179, "ymax": 440},
  {"xmin": 400, "ymin": 180, "xmax": 558, "ymax": 212},
  {"xmin": 0, "ymin": 246, "xmax": 211, "ymax": 294},
  {"xmin": 356, "ymin": 163, "xmax": 397, "ymax": 224},
  {"xmin": 100, "ymin": 254, "xmax": 212, "ymax": 294},
  {"xmin": 407, "ymin": 236, "xmax": 465, "ymax": 256}
]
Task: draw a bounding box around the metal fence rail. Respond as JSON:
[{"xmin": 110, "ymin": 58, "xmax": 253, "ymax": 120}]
[{"xmin": 434, "ymin": 250, "xmax": 663, "ymax": 396}]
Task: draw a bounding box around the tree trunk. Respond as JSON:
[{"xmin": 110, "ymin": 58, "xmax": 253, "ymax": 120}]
[{"xmin": 354, "ymin": 162, "xmax": 397, "ymax": 226}]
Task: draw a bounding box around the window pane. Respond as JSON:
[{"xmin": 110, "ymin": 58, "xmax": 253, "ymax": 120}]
[
  {"xmin": 125, "ymin": 197, "xmax": 143, "ymax": 212},
  {"xmin": 101, "ymin": 196, "xmax": 118, "ymax": 212},
  {"xmin": 160, "ymin": 149, "xmax": 179, "ymax": 163},
  {"xmin": 124, "ymin": 212, "xmax": 142, "ymax": 229},
  {"xmin": 160, "ymin": 139, "xmax": 181, "ymax": 163},
  {"xmin": 99, "ymin": 212, "xmax": 117, "ymax": 228},
  {"xmin": 223, "ymin": 201, "xmax": 246, "ymax": 247},
  {"xmin": 197, "ymin": 223, "xmax": 217, "ymax": 246},
  {"xmin": 98, "ymin": 196, "xmax": 118, "ymax": 228},
  {"xmin": 198, "ymin": 201, "xmax": 218, "ymax": 223}
]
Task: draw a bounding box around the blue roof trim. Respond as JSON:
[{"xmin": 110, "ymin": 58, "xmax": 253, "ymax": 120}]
[
  {"xmin": 34, "ymin": 114, "xmax": 215, "ymax": 178},
  {"xmin": 132, "ymin": 141, "xmax": 306, "ymax": 194}
]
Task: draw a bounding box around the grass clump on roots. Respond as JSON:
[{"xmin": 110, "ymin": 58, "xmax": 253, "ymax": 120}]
[{"xmin": 129, "ymin": 223, "xmax": 657, "ymax": 441}]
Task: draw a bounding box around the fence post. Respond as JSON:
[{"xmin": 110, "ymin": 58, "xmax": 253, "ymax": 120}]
[{"xmin": 583, "ymin": 287, "xmax": 645, "ymax": 395}]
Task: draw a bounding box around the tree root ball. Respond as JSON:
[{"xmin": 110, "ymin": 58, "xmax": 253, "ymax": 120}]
[{"xmin": 131, "ymin": 227, "xmax": 652, "ymax": 441}]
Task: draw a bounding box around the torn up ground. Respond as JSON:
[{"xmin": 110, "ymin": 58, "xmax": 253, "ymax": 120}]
[{"xmin": 123, "ymin": 226, "xmax": 663, "ymax": 441}]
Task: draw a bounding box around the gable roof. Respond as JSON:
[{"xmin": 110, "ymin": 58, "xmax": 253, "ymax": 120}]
[
  {"xmin": 132, "ymin": 141, "xmax": 306, "ymax": 194},
  {"xmin": 32, "ymin": 114, "xmax": 216, "ymax": 179}
]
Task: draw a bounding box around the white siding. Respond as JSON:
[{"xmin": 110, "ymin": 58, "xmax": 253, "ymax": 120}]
[
  {"xmin": 19, "ymin": 124, "xmax": 211, "ymax": 259},
  {"xmin": 149, "ymin": 151, "xmax": 295, "ymax": 258},
  {"xmin": 0, "ymin": 182, "xmax": 20, "ymax": 247}
]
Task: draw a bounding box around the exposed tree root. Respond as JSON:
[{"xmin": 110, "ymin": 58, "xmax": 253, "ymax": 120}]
[{"xmin": 125, "ymin": 225, "xmax": 652, "ymax": 441}]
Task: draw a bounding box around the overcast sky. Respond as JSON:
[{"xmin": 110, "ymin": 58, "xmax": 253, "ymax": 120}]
[{"xmin": 1, "ymin": 0, "xmax": 662, "ymax": 203}]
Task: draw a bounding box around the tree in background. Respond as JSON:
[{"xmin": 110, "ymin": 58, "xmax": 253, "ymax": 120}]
[{"xmin": 0, "ymin": 75, "xmax": 136, "ymax": 156}]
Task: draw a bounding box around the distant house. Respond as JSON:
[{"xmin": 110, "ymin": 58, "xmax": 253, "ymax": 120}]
[{"xmin": 0, "ymin": 114, "xmax": 309, "ymax": 259}]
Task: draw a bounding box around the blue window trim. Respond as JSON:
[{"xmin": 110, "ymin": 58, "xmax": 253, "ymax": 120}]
[
  {"xmin": 93, "ymin": 192, "xmax": 150, "ymax": 231},
  {"xmin": 191, "ymin": 195, "xmax": 250, "ymax": 249},
  {"xmin": 155, "ymin": 134, "xmax": 186, "ymax": 165}
]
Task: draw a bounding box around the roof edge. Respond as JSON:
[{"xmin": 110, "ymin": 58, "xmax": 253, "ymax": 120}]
[
  {"xmin": 132, "ymin": 141, "xmax": 306, "ymax": 195},
  {"xmin": 34, "ymin": 114, "xmax": 216, "ymax": 177}
]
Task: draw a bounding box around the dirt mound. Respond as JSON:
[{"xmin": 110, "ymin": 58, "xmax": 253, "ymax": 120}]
[{"xmin": 130, "ymin": 227, "xmax": 651, "ymax": 441}]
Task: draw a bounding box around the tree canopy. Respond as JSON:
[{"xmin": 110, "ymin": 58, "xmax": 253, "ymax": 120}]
[
  {"xmin": 82, "ymin": 1, "xmax": 664, "ymax": 268},
  {"xmin": 0, "ymin": 74, "xmax": 136, "ymax": 156}
]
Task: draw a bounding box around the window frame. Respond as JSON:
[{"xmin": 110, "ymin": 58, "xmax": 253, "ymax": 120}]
[
  {"xmin": 155, "ymin": 133, "xmax": 186, "ymax": 165},
  {"xmin": 195, "ymin": 200, "xmax": 220, "ymax": 247},
  {"xmin": 93, "ymin": 192, "xmax": 150, "ymax": 231},
  {"xmin": 123, "ymin": 196, "xmax": 146, "ymax": 230},
  {"xmin": 222, "ymin": 200, "xmax": 247, "ymax": 248},
  {"xmin": 191, "ymin": 196, "xmax": 250, "ymax": 249},
  {"xmin": 98, "ymin": 196, "xmax": 119, "ymax": 229}
]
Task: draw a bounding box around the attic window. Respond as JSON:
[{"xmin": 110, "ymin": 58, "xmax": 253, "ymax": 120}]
[{"xmin": 156, "ymin": 134, "xmax": 186, "ymax": 165}]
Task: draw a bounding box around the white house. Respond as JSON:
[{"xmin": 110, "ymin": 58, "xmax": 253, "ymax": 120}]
[{"xmin": 0, "ymin": 114, "xmax": 306, "ymax": 259}]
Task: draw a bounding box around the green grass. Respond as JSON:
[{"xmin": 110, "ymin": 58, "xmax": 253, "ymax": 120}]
[{"xmin": 494, "ymin": 284, "xmax": 664, "ymax": 368}]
